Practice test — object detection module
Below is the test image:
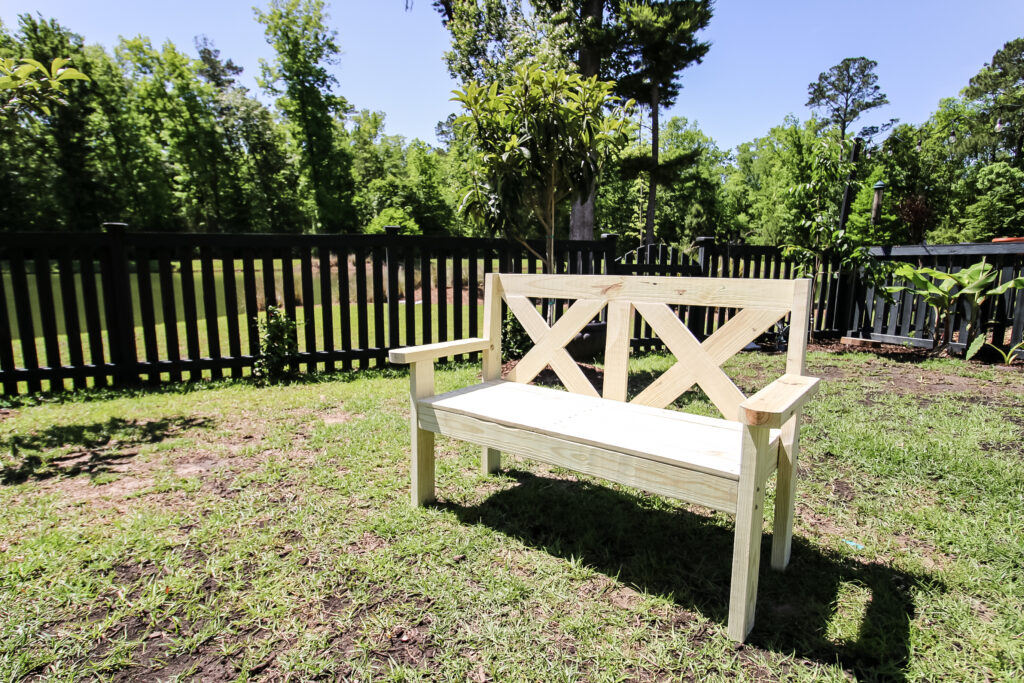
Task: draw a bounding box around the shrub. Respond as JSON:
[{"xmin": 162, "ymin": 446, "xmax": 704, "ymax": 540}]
[{"xmin": 254, "ymin": 305, "xmax": 298, "ymax": 384}]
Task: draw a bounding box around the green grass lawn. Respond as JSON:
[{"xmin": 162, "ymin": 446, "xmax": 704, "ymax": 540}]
[{"xmin": 1, "ymin": 350, "xmax": 1022, "ymax": 680}]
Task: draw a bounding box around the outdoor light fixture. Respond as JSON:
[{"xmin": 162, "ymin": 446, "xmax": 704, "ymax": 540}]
[{"xmin": 871, "ymin": 181, "xmax": 885, "ymax": 225}]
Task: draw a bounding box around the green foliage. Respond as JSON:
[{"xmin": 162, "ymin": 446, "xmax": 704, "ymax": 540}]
[
  {"xmin": 0, "ymin": 55, "xmax": 88, "ymax": 124},
  {"xmin": 888, "ymin": 260, "xmax": 1024, "ymax": 355},
  {"xmin": 963, "ymin": 37, "xmax": 1024, "ymax": 168},
  {"xmin": 255, "ymin": 0, "xmax": 355, "ymax": 232},
  {"xmin": 453, "ymin": 62, "xmax": 633, "ymax": 271},
  {"xmin": 805, "ymin": 56, "xmax": 888, "ymax": 139},
  {"xmin": 434, "ymin": 0, "xmax": 567, "ymax": 85},
  {"xmin": 960, "ymin": 161, "xmax": 1024, "ymax": 242},
  {"xmin": 982, "ymin": 339, "xmax": 1024, "ymax": 365},
  {"xmin": 365, "ymin": 206, "xmax": 421, "ymax": 235},
  {"xmin": 253, "ymin": 305, "xmax": 299, "ymax": 384},
  {"xmin": 612, "ymin": 0, "xmax": 712, "ymax": 244},
  {"xmin": 501, "ymin": 308, "xmax": 531, "ymax": 361},
  {"xmin": 596, "ymin": 115, "xmax": 733, "ymax": 247}
]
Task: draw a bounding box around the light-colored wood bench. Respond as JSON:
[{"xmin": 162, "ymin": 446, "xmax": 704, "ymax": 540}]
[{"xmin": 389, "ymin": 274, "xmax": 819, "ymax": 641}]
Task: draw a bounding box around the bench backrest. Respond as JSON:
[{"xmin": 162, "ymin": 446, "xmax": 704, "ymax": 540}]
[{"xmin": 482, "ymin": 274, "xmax": 813, "ymax": 422}]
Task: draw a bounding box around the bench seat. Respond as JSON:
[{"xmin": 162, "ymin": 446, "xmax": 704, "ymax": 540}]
[{"xmin": 418, "ymin": 380, "xmax": 780, "ymax": 514}]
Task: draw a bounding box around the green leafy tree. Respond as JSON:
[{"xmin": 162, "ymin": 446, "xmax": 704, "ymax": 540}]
[
  {"xmin": 453, "ymin": 63, "xmax": 633, "ymax": 272},
  {"xmin": 723, "ymin": 115, "xmax": 819, "ymax": 246},
  {"xmin": 964, "ymin": 37, "xmax": 1024, "ymax": 167},
  {"xmin": 256, "ymin": 0, "xmax": 355, "ymax": 232},
  {"xmin": 596, "ymin": 115, "xmax": 732, "ymax": 246},
  {"xmin": 612, "ymin": 0, "xmax": 711, "ymax": 245},
  {"xmin": 7, "ymin": 16, "xmax": 96, "ymax": 230},
  {"xmin": 806, "ymin": 57, "xmax": 888, "ymax": 140},
  {"xmin": 960, "ymin": 161, "xmax": 1024, "ymax": 242},
  {"xmin": 431, "ymin": 0, "xmax": 563, "ymax": 85}
]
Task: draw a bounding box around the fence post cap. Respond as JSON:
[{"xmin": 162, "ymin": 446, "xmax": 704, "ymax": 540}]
[
  {"xmin": 384, "ymin": 225, "xmax": 401, "ymax": 237},
  {"xmin": 601, "ymin": 233, "xmax": 617, "ymax": 240}
]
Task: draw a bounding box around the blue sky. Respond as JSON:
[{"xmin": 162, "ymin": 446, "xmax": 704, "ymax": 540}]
[{"xmin": 3, "ymin": 0, "xmax": 1022, "ymax": 151}]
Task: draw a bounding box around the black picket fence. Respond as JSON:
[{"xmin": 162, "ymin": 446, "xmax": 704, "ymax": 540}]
[
  {"xmin": 0, "ymin": 228, "xmax": 621, "ymax": 395},
  {"xmin": 2, "ymin": 229, "xmax": 1023, "ymax": 396}
]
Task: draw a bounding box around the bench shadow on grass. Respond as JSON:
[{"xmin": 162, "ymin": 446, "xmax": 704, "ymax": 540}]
[
  {"xmin": 441, "ymin": 469, "xmax": 938, "ymax": 683},
  {"xmin": 1, "ymin": 416, "xmax": 212, "ymax": 485}
]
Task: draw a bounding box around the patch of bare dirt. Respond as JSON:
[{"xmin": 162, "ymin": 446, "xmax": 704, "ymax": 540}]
[
  {"xmin": 346, "ymin": 531, "xmax": 389, "ymax": 556},
  {"xmin": 830, "ymin": 479, "xmax": 855, "ymax": 502},
  {"xmin": 322, "ymin": 408, "xmax": 364, "ymax": 425}
]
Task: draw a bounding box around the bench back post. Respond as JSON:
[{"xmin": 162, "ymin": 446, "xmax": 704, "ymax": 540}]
[
  {"xmin": 786, "ymin": 279, "xmax": 812, "ymax": 375},
  {"xmin": 482, "ymin": 273, "xmax": 503, "ymax": 381}
]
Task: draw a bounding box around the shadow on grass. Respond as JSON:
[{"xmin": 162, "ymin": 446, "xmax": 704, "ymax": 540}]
[
  {"xmin": 0, "ymin": 364, "xmax": 416, "ymax": 410},
  {"xmin": 441, "ymin": 470, "xmax": 938, "ymax": 682},
  {"xmin": 1, "ymin": 415, "xmax": 212, "ymax": 484}
]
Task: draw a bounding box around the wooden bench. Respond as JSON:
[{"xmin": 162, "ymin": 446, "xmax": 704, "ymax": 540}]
[{"xmin": 389, "ymin": 274, "xmax": 819, "ymax": 641}]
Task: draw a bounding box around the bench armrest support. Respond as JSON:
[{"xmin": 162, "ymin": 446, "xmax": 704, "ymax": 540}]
[
  {"xmin": 739, "ymin": 374, "xmax": 820, "ymax": 427},
  {"xmin": 389, "ymin": 337, "xmax": 492, "ymax": 364}
]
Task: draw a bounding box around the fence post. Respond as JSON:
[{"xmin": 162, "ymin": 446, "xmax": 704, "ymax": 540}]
[
  {"xmin": 601, "ymin": 233, "xmax": 618, "ymax": 275},
  {"xmin": 694, "ymin": 236, "xmax": 715, "ymax": 277},
  {"xmin": 102, "ymin": 222, "xmax": 138, "ymax": 387}
]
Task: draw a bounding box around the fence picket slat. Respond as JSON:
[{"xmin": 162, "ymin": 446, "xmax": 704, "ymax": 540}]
[
  {"xmin": 135, "ymin": 252, "xmax": 160, "ymax": 384},
  {"xmin": 79, "ymin": 251, "xmax": 107, "ymax": 387},
  {"xmin": 57, "ymin": 253, "xmax": 86, "ymax": 389},
  {"xmin": 9, "ymin": 252, "xmax": 40, "ymax": 393},
  {"xmin": 452, "ymin": 245, "xmax": 464, "ymax": 359},
  {"xmin": 158, "ymin": 254, "xmax": 182, "ymax": 383},
  {"xmin": 338, "ymin": 248, "xmax": 352, "ymax": 370},
  {"xmin": 372, "ymin": 246, "xmax": 386, "ymax": 364},
  {"xmin": 319, "ymin": 246, "xmax": 335, "ymax": 373},
  {"xmin": 179, "ymin": 249, "xmax": 203, "ymax": 381},
  {"xmin": 0, "ymin": 265, "xmax": 18, "ymax": 394},
  {"xmin": 437, "ymin": 250, "xmax": 448, "ymax": 348},
  {"xmin": 222, "ymin": 252, "xmax": 242, "ymax": 378},
  {"xmin": 467, "ymin": 247, "xmax": 478, "ymax": 350},
  {"xmin": 420, "ymin": 246, "xmax": 432, "ymax": 349},
  {"xmin": 386, "ymin": 241, "xmax": 400, "ymax": 352},
  {"xmin": 32, "ymin": 251, "xmax": 62, "ymax": 389},
  {"xmin": 281, "ymin": 248, "xmax": 298, "ymax": 371},
  {"xmin": 200, "ymin": 247, "xmax": 223, "ymax": 380},
  {"xmin": 300, "ymin": 247, "xmax": 316, "ymax": 370},
  {"xmin": 242, "ymin": 249, "xmax": 259, "ymax": 360},
  {"xmin": 355, "ymin": 247, "xmax": 369, "ymax": 365}
]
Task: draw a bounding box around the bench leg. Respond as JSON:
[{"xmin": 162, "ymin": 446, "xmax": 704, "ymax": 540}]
[
  {"xmin": 728, "ymin": 425, "xmax": 769, "ymax": 642},
  {"xmin": 482, "ymin": 447, "xmax": 500, "ymax": 474},
  {"xmin": 410, "ymin": 361, "xmax": 435, "ymax": 506},
  {"xmin": 771, "ymin": 415, "xmax": 800, "ymax": 570}
]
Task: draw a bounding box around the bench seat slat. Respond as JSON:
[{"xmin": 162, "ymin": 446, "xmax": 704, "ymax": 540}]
[{"xmin": 418, "ymin": 380, "xmax": 779, "ymax": 484}]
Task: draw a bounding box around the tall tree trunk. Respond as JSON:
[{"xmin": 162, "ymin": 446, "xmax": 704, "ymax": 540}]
[
  {"xmin": 570, "ymin": 194, "xmax": 595, "ymax": 240},
  {"xmin": 569, "ymin": 0, "xmax": 605, "ymax": 241},
  {"xmin": 644, "ymin": 84, "xmax": 660, "ymax": 246}
]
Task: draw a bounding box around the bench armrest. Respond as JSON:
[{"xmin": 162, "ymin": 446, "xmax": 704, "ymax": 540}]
[
  {"xmin": 739, "ymin": 374, "xmax": 820, "ymax": 427},
  {"xmin": 388, "ymin": 337, "xmax": 492, "ymax": 364}
]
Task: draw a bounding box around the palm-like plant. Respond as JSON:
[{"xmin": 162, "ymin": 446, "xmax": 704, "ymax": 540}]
[{"xmin": 888, "ymin": 260, "xmax": 1024, "ymax": 357}]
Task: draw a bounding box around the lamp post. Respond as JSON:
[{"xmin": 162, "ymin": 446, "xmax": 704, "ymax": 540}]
[{"xmin": 871, "ymin": 181, "xmax": 886, "ymax": 225}]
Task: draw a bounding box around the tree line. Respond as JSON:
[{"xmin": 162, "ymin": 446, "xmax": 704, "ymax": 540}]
[{"xmin": 2, "ymin": 1, "xmax": 1022, "ymax": 251}]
